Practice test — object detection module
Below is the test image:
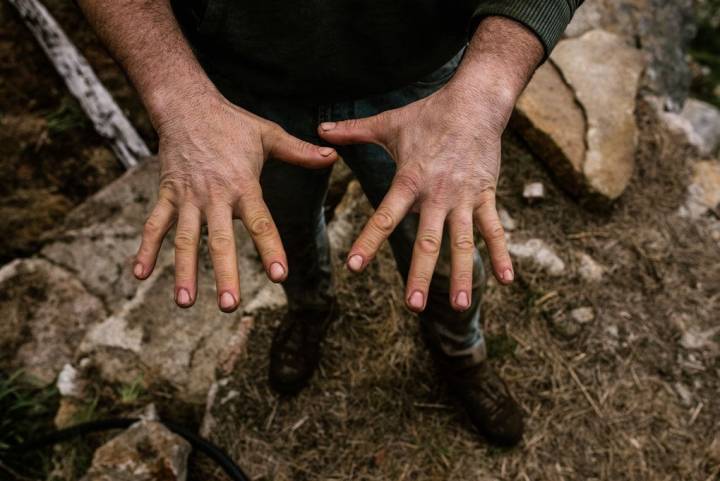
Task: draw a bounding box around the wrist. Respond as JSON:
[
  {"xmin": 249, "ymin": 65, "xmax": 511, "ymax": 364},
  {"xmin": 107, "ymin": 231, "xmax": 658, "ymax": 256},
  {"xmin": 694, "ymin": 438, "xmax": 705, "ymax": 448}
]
[
  {"xmin": 445, "ymin": 16, "xmax": 543, "ymax": 129},
  {"xmin": 145, "ymin": 81, "xmax": 224, "ymax": 132}
]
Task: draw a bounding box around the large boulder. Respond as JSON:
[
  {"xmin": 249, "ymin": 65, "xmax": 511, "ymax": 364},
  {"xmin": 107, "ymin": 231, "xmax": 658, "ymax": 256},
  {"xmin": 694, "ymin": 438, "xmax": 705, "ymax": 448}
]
[
  {"xmin": 514, "ymin": 30, "xmax": 645, "ymax": 201},
  {"xmin": 80, "ymin": 420, "xmax": 191, "ymax": 481},
  {"xmin": 564, "ymin": 0, "xmax": 695, "ymax": 110}
]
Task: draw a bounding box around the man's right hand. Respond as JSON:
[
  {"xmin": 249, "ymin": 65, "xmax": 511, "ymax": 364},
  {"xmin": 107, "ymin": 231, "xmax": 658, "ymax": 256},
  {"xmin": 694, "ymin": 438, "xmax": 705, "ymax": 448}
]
[{"xmin": 132, "ymin": 92, "xmax": 338, "ymax": 312}]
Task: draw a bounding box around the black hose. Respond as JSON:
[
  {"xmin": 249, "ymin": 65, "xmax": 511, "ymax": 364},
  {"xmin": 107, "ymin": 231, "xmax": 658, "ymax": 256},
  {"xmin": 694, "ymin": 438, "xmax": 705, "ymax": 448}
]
[{"xmin": 2, "ymin": 417, "xmax": 250, "ymax": 481}]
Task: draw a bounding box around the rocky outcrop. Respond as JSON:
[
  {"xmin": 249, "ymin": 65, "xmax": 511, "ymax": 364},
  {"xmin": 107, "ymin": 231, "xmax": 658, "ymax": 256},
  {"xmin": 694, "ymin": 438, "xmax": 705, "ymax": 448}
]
[
  {"xmin": 565, "ymin": 0, "xmax": 695, "ymax": 110},
  {"xmin": 80, "ymin": 420, "xmax": 190, "ymax": 481},
  {"xmin": 514, "ymin": 30, "xmax": 645, "ymax": 202}
]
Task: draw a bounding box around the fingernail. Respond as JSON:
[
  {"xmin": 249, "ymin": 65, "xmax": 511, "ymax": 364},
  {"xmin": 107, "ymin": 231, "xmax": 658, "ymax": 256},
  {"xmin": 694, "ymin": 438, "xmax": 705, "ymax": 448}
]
[
  {"xmin": 176, "ymin": 288, "xmax": 191, "ymax": 306},
  {"xmin": 320, "ymin": 122, "xmax": 336, "ymax": 131},
  {"xmin": 503, "ymin": 269, "xmax": 514, "ymax": 282},
  {"xmin": 220, "ymin": 291, "xmax": 236, "ymax": 310},
  {"xmin": 456, "ymin": 291, "xmax": 469, "ymax": 309},
  {"xmin": 319, "ymin": 147, "xmax": 335, "ymax": 157},
  {"xmin": 133, "ymin": 262, "xmax": 144, "ymax": 278},
  {"xmin": 347, "ymin": 254, "xmax": 364, "ymax": 272},
  {"xmin": 408, "ymin": 291, "xmax": 424, "ymax": 310},
  {"xmin": 270, "ymin": 262, "xmax": 285, "ymax": 281}
]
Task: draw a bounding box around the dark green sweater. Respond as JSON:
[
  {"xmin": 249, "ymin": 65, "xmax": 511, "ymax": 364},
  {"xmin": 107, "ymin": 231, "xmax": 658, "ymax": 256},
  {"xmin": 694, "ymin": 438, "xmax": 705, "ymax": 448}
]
[{"xmin": 173, "ymin": 0, "xmax": 583, "ymax": 102}]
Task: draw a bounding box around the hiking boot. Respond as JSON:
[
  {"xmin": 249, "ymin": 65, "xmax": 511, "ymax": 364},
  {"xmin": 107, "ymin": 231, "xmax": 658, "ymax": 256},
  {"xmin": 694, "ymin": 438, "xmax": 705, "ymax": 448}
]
[
  {"xmin": 422, "ymin": 329, "xmax": 524, "ymax": 446},
  {"xmin": 268, "ymin": 300, "xmax": 337, "ymax": 395}
]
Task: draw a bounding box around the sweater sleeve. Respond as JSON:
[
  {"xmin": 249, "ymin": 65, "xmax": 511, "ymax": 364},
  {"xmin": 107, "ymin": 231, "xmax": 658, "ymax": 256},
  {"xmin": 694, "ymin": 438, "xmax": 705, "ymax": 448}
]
[{"xmin": 473, "ymin": 0, "xmax": 584, "ymax": 56}]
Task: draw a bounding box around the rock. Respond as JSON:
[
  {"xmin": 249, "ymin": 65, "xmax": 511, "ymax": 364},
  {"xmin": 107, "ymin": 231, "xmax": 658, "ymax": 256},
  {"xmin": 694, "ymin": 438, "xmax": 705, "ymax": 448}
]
[
  {"xmin": 679, "ymin": 99, "xmax": 720, "ymax": 156},
  {"xmin": 678, "ymin": 160, "xmax": 720, "ymax": 219},
  {"xmin": 80, "ymin": 420, "xmax": 190, "ymax": 481},
  {"xmin": 513, "ymin": 61, "xmax": 586, "ymax": 196},
  {"xmin": 576, "ymin": 252, "xmax": 606, "ymax": 282},
  {"xmin": 522, "ymin": 182, "xmax": 545, "ymax": 202},
  {"xmin": 498, "ymin": 207, "xmax": 517, "ymax": 231},
  {"xmin": 57, "ymin": 363, "xmax": 86, "ymax": 398},
  {"xmin": 570, "ymin": 307, "xmax": 595, "ymax": 324},
  {"xmin": 514, "ymin": 30, "xmax": 645, "ymax": 201},
  {"xmin": 0, "ymin": 258, "xmax": 105, "ymax": 385},
  {"xmin": 507, "ymin": 238, "xmax": 565, "ymax": 276},
  {"xmin": 655, "ymin": 98, "xmax": 720, "ymax": 156},
  {"xmin": 564, "ymin": 0, "xmax": 695, "ymax": 109}
]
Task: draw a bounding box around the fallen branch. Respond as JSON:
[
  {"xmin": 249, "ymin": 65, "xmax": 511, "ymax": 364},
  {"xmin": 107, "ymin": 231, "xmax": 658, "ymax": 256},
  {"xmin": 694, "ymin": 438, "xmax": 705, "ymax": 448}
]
[{"xmin": 8, "ymin": 0, "xmax": 150, "ymax": 169}]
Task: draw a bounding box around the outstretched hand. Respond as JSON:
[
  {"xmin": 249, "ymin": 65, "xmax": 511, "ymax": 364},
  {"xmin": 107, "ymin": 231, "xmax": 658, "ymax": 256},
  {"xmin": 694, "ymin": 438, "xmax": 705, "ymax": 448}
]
[
  {"xmin": 319, "ymin": 82, "xmax": 515, "ymax": 313},
  {"xmin": 133, "ymin": 93, "xmax": 337, "ymax": 312}
]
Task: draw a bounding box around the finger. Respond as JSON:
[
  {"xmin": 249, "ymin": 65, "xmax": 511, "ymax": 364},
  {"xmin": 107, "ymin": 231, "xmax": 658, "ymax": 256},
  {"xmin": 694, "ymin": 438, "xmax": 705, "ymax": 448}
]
[
  {"xmin": 346, "ymin": 173, "xmax": 418, "ymax": 272},
  {"xmin": 317, "ymin": 112, "xmax": 392, "ymax": 146},
  {"xmin": 267, "ymin": 128, "xmax": 338, "ymax": 168},
  {"xmin": 406, "ymin": 207, "xmax": 446, "ymax": 313},
  {"xmin": 235, "ymin": 186, "xmax": 288, "ymax": 283},
  {"xmin": 206, "ymin": 203, "xmax": 241, "ymax": 312},
  {"xmin": 134, "ymin": 197, "xmax": 175, "ymax": 280},
  {"xmin": 474, "ymin": 191, "xmax": 513, "ymax": 284},
  {"xmin": 174, "ymin": 203, "xmax": 201, "ymax": 308},
  {"xmin": 448, "ymin": 208, "xmax": 476, "ymax": 311}
]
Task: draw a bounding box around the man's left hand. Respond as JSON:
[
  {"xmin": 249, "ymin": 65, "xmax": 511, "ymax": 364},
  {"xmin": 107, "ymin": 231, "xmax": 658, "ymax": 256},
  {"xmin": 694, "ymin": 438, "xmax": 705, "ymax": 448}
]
[{"xmin": 318, "ymin": 16, "xmax": 544, "ymax": 313}]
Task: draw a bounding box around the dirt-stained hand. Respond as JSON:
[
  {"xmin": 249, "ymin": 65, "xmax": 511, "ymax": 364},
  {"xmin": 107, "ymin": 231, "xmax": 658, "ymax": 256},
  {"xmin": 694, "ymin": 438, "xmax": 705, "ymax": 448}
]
[
  {"xmin": 133, "ymin": 94, "xmax": 337, "ymax": 312},
  {"xmin": 318, "ymin": 84, "xmax": 513, "ymax": 313}
]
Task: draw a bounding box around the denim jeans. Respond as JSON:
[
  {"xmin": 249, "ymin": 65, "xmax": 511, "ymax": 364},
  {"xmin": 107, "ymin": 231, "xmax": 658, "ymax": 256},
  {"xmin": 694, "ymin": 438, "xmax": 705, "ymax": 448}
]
[{"xmin": 211, "ymin": 49, "xmax": 487, "ymax": 363}]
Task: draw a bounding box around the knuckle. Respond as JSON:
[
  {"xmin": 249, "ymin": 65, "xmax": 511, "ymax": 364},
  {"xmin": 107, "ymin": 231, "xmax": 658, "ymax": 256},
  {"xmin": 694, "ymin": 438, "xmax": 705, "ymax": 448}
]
[
  {"xmin": 453, "ymin": 235, "xmax": 475, "ymax": 252},
  {"xmin": 487, "ymin": 223, "xmax": 505, "ymax": 242},
  {"xmin": 371, "ymin": 208, "xmax": 395, "ymax": 234},
  {"xmin": 209, "ymin": 232, "xmax": 234, "ymax": 254},
  {"xmin": 143, "ymin": 217, "xmax": 164, "ymax": 238},
  {"xmin": 249, "ymin": 215, "xmax": 273, "ymax": 237},
  {"xmin": 417, "ymin": 234, "xmax": 441, "ymax": 255},
  {"xmin": 174, "ymin": 230, "xmax": 197, "ymax": 251}
]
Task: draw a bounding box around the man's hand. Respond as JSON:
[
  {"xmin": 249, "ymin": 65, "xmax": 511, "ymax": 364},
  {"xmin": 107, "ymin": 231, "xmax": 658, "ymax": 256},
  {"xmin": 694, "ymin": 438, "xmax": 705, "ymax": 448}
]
[
  {"xmin": 319, "ymin": 17, "xmax": 543, "ymax": 313},
  {"xmin": 133, "ymin": 93, "xmax": 337, "ymax": 311}
]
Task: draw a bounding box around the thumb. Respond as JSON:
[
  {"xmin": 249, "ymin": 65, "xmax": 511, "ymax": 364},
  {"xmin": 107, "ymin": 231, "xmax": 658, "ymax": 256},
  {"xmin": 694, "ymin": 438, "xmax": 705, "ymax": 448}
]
[
  {"xmin": 318, "ymin": 113, "xmax": 391, "ymax": 146},
  {"xmin": 267, "ymin": 128, "xmax": 338, "ymax": 169}
]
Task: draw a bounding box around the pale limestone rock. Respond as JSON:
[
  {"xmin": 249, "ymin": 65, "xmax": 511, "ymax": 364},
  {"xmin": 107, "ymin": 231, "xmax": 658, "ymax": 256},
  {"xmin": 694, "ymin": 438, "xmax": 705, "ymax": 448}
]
[
  {"xmin": 678, "ymin": 160, "xmax": 720, "ymax": 219},
  {"xmin": 513, "ymin": 62, "xmax": 586, "ymax": 196},
  {"xmin": 552, "ymin": 30, "xmax": 646, "ymax": 200},
  {"xmin": 576, "ymin": 252, "xmax": 606, "ymax": 282},
  {"xmin": 570, "ymin": 307, "xmax": 595, "ymax": 324},
  {"xmin": 80, "ymin": 420, "xmax": 190, "ymax": 481},
  {"xmin": 0, "ymin": 258, "xmax": 105, "ymax": 385},
  {"xmin": 497, "ymin": 207, "xmax": 517, "ymax": 231},
  {"xmin": 522, "ymin": 182, "xmax": 546, "ymax": 202},
  {"xmin": 56, "ymin": 363, "xmax": 86, "ymax": 398},
  {"xmin": 515, "ymin": 30, "xmax": 645, "ymax": 201},
  {"xmin": 507, "ymin": 238, "xmax": 565, "ymax": 276},
  {"xmin": 679, "ymin": 99, "xmax": 720, "ymax": 156}
]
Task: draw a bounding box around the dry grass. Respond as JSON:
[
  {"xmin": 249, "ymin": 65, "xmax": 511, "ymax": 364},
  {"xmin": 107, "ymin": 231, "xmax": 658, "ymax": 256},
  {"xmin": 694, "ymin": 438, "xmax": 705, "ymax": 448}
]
[{"xmin": 199, "ymin": 101, "xmax": 720, "ymax": 481}]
